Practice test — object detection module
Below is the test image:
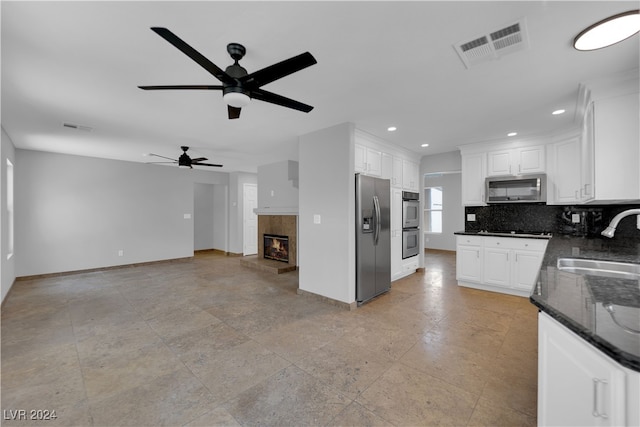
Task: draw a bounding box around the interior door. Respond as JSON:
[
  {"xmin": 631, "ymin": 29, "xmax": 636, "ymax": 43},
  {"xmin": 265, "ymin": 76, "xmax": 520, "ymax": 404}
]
[{"xmin": 243, "ymin": 183, "xmax": 258, "ymax": 255}]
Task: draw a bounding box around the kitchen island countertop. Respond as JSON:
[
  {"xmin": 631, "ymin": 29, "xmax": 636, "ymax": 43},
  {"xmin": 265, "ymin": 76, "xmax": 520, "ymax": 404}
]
[{"xmin": 529, "ymin": 234, "xmax": 640, "ymax": 372}]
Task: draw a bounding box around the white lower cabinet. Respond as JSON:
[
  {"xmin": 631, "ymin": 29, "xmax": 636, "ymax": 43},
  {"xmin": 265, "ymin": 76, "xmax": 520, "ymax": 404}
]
[
  {"xmin": 456, "ymin": 235, "xmax": 547, "ymax": 296},
  {"xmin": 512, "ymin": 249, "xmax": 544, "ymax": 291},
  {"xmin": 483, "ymin": 247, "xmax": 510, "ymax": 287},
  {"xmin": 538, "ymin": 312, "xmax": 639, "ymax": 426},
  {"xmin": 456, "ymin": 236, "xmax": 483, "ymax": 282}
]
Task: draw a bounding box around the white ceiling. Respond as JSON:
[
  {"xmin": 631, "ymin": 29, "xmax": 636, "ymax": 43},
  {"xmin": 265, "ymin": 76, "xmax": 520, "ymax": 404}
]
[{"xmin": 2, "ymin": 1, "xmax": 639, "ymax": 173}]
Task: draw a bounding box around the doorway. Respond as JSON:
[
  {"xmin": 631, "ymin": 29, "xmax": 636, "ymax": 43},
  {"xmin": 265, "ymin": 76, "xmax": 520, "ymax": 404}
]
[{"xmin": 194, "ymin": 183, "xmax": 228, "ymax": 252}]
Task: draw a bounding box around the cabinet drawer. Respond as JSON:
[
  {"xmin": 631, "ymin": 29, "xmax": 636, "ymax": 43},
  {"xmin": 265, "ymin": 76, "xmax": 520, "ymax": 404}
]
[
  {"xmin": 403, "ymin": 258, "xmax": 419, "ymax": 271},
  {"xmin": 456, "ymin": 235, "xmax": 482, "ymax": 246},
  {"xmin": 484, "ymin": 237, "xmax": 548, "ymax": 251}
]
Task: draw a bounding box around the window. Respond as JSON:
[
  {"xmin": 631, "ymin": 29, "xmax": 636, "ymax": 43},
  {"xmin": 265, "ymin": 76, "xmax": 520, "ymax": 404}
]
[
  {"xmin": 7, "ymin": 159, "xmax": 14, "ymax": 259},
  {"xmin": 424, "ymin": 186, "xmax": 442, "ymax": 233}
]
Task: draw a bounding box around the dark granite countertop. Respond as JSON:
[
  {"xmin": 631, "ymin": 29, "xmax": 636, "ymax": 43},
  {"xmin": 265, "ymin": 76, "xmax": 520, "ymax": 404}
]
[
  {"xmin": 529, "ymin": 235, "xmax": 640, "ymax": 372},
  {"xmin": 454, "ymin": 230, "xmax": 553, "ymax": 240}
]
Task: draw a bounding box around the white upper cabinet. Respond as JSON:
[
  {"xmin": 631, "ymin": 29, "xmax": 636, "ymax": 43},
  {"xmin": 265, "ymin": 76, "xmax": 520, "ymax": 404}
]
[
  {"xmin": 402, "ymin": 159, "xmax": 419, "ymax": 191},
  {"xmin": 486, "ymin": 145, "xmax": 545, "ymax": 176},
  {"xmin": 549, "ymin": 137, "xmax": 582, "ymax": 204},
  {"xmin": 355, "ymin": 143, "xmax": 383, "ymax": 177},
  {"xmin": 590, "ymin": 92, "xmax": 640, "ymax": 202},
  {"xmin": 365, "ymin": 147, "xmax": 382, "ymax": 177},
  {"xmin": 486, "ymin": 149, "xmax": 511, "ymax": 176},
  {"xmin": 381, "ymin": 152, "xmax": 393, "ymax": 181},
  {"xmin": 461, "ymin": 153, "xmax": 486, "ymax": 206},
  {"xmin": 391, "ymin": 156, "xmax": 403, "ymax": 188},
  {"xmin": 355, "ymin": 143, "xmax": 366, "ymax": 173}
]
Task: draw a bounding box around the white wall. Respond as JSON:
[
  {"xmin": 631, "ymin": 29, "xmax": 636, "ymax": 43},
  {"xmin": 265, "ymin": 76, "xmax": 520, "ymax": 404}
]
[
  {"xmin": 421, "ymin": 151, "xmax": 463, "ymax": 251},
  {"xmin": 1, "ymin": 127, "xmax": 17, "ymax": 302},
  {"xmin": 299, "ymin": 122, "xmax": 355, "ymax": 304},
  {"xmin": 194, "ymin": 183, "xmax": 215, "ymax": 250},
  {"xmin": 15, "ymin": 149, "xmax": 230, "ymax": 276},
  {"xmin": 212, "ymin": 184, "xmax": 227, "ymax": 251},
  {"xmin": 257, "ymin": 160, "xmax": 298, "ymax": 210}
]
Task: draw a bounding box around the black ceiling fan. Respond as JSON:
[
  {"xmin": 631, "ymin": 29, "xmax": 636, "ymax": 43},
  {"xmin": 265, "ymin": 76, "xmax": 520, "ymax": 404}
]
[
  {"xmin": 147, "ymin": 146, "xmax": 222, "ymax": 168},
  {"xmin": 138, "ymin": 27, "xmax": 317, "ymax": 119}
]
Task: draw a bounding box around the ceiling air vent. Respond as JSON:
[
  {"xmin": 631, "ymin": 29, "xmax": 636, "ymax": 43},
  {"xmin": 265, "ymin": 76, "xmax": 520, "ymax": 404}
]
[{"xmin": 453, "ymin": 19, "xmax": 529, "ymax": 69}]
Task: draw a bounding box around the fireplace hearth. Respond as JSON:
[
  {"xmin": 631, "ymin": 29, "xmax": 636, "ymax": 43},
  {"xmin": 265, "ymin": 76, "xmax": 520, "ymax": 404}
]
[{"xmin": 263, "ymin": 234, "xmax": 289, "ymax": 263}]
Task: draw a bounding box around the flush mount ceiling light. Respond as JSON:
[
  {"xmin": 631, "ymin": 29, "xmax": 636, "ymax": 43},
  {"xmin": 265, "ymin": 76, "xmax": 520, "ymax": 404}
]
[
  {"xmin": 552, "ymin": 109, "xmax": 566, "ymax": 115},
  {"xmin": 574, "ymin": 10, "xmax": 640, "ymax": 51},
  {"xmin": 507, "ymin": 132, "xmax": 518, "ymax": 137},
  {"xmin": 421, "ymin": 143, "xmax": 429, "ymax": 147},
  {"xmin": 387, "ymin": 126, "xmax": 397, "ymax": 132}
]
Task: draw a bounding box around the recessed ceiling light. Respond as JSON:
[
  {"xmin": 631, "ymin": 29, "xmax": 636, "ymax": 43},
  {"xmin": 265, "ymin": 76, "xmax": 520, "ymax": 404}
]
[
  {"xmin": 552, "ymin": 109, "xmax": 566, "ymax": 115},
  {"xmin": 421, "ymin": 143, "xmax": 429, "ymax": 147},
  {"xmin": 574, "ymin": 10, "xmax": 640, "ymax": 51},
  {"xmin": 387, "ymin": 126, "xmax": 397, "ymax": 132},
  {"xmin": 507, "ymin": 132, "xmax": 518, "ymax": 137}
]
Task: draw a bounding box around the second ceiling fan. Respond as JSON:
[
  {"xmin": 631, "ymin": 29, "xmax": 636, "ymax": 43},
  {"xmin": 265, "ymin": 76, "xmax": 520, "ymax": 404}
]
[{"xmin": 139, "ymin": 27, "xmax": 317, "ymax": 119}]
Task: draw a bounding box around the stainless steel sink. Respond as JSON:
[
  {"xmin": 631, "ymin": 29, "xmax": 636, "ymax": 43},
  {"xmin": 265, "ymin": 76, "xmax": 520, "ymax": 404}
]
[{"xmin": 557, "ymin": 258, "xmax": 640, "ymax": 280}]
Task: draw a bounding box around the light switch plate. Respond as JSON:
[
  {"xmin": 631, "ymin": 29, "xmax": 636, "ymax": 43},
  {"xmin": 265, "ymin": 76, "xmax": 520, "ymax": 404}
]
[
  {"xmin": 467, "ymin": 214, "xmax": 476, "ymax": 221},
  {"xmin": 313, "ymin": 214, "xmax": 321, "ymax": 224},
  {"xmin": 571, "ymin": 213, "xmax": 580, "ymax": 223}
]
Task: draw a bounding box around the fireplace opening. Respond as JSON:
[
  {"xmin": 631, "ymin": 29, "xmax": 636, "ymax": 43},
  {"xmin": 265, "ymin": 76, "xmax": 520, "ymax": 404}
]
[{"xmin": 264, "ymin": 234, "xmax": 289, "ymax": 263}]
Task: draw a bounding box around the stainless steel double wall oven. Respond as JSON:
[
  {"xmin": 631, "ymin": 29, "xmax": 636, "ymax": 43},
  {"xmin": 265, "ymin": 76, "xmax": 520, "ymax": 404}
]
[{"xmin": 402, "ymin": 191, "xmax": 420, "ymax": 259}]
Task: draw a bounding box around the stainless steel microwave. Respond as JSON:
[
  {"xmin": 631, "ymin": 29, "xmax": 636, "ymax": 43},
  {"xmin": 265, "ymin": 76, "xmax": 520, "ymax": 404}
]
[{"xmin": 485, "ymin": 174, "xmax": 546, "ymax": 204}]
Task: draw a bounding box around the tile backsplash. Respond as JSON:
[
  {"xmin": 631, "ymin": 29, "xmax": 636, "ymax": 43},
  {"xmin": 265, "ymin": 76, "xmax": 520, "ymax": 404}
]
[{"xmin": 465, "ymin": 204, "xmax": 640, "ymax": 240}]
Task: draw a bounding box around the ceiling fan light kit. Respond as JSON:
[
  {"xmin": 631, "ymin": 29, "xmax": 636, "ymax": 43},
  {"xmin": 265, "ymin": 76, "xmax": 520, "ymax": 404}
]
[
  {"xmin": 573, "ymin": 10, "xmax": 640, "ymax": 51},
  {"xmin": 138, "ymin": 28, "xmax": 317, "ymax": 119},
  {"xmin": 223, "ymin": 91, "xmax": 251, "ymax": 108}
]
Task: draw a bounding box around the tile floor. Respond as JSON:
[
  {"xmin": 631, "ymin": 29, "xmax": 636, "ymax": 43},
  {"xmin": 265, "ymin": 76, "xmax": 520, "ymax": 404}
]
[{"xmin": 1, "ymin": 250, "xmax": 538, "ymax": 426}]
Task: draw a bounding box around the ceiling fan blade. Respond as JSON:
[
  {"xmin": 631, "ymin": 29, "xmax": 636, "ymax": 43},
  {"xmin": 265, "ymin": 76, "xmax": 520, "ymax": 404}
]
[
  {"xmin": 228, "ymin": 105, "xmax": 241, "ymax": 119},
  {"xmin": 242, "ymin": 52, "xmax": 317, "ymax": 88},
  {"xmin": 190, "ymin": 157, "xmax": 208, "ymax": 162},
  {"xmin": 146, "ymin": 161, "xmax": 178, "ymax": 164},
  {"xmin": 193, "ymin": 162, "xmax": 223, "ymax": 167},
  {"xmin": 150, "ymin": 27, "xmax": 235, "ymax": 85},
  {"xmin": 251, "ymin": 89, "xmax": 313, "ymax": 113},
  {"xmin": 138, "ymin": 85, "xmax": 223, "ymax": 90},
  {"xmin": 148, "ymin": 153, "xmax": 177, "ymax": 161}
]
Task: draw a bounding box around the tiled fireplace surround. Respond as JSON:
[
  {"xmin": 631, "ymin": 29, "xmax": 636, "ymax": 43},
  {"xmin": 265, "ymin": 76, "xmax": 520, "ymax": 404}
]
[{"xmin": 240, "ymin": 215, "xmax": 297, "ymax": 274}]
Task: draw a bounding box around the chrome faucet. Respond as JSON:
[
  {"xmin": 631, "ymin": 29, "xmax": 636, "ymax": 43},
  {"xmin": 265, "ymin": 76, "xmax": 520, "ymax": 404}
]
[{"xmin": 601, "ymin": 208, "xmax": 640, "ymax": 238}]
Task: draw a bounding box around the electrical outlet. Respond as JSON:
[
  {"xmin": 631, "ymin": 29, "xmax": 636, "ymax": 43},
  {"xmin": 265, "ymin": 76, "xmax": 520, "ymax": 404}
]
[
  {"xmin": 313, "ymin": 214, "xmax": 321, "ymax": 224},
  {"xmin": 571, "ymin": 247, "xmax": 580, "ymax": 256},
  {"xmin": 571, "ymin": 214, "xmax": 580, "ymax": 223},
  {"xmin": 467, "ymin": 214, "xmax": 476, "ymax": 221},
  {"xmin": 118, "ymin": 250, "xmax": 124, "ymax": 257}
]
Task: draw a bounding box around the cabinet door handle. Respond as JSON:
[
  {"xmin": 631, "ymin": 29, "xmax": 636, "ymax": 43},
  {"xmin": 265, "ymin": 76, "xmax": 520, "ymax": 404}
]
[{"xmin": 592, "ymin": 378, "xmax": 609, "ymax": 419}]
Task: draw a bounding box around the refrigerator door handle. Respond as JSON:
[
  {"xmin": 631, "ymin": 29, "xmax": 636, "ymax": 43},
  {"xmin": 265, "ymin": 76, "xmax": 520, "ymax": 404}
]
[{"xmin": 373, "ymin": 195, "xmax": 381, "ymax": 245}]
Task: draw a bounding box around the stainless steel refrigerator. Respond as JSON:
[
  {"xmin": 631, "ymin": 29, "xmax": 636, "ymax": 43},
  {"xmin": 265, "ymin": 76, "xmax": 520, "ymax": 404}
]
[{"xmin": 356, "ymin": 174, "xmax": 391, "ymax": 305}]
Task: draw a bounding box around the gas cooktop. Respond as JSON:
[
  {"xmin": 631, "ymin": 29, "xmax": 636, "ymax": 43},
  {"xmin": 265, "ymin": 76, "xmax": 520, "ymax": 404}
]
[{"xmin": 477, "ymin": 230, "xmax": 553, "ymax": 238}]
